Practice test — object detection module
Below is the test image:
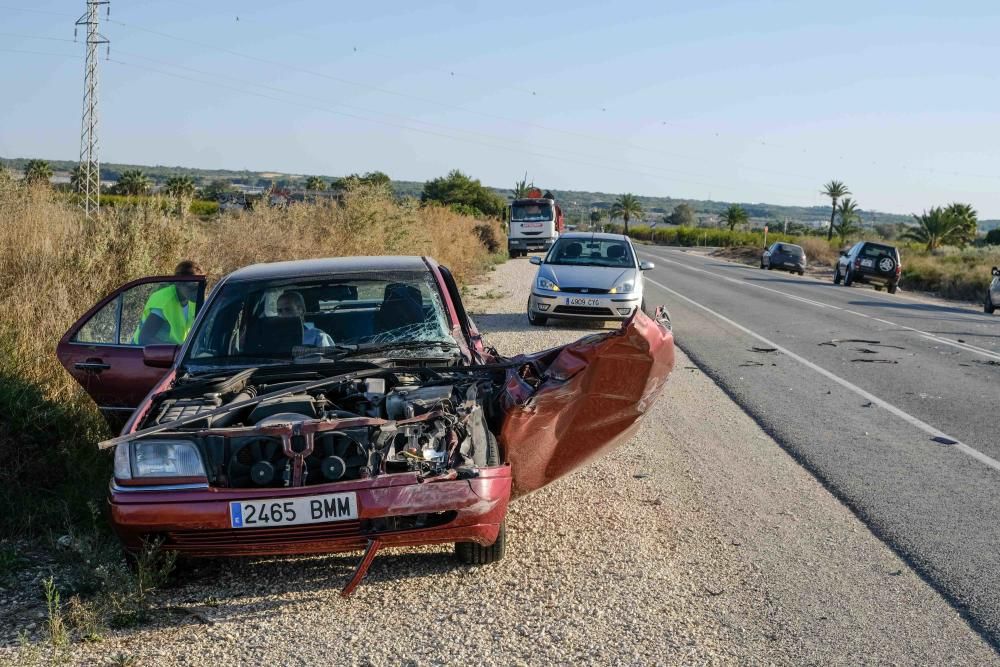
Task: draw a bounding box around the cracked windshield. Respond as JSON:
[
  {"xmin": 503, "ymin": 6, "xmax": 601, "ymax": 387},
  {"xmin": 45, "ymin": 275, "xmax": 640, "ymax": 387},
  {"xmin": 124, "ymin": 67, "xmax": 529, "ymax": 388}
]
[{"xmin": 186, "ymin": 273, "xmax": 452, "ymax": 366}]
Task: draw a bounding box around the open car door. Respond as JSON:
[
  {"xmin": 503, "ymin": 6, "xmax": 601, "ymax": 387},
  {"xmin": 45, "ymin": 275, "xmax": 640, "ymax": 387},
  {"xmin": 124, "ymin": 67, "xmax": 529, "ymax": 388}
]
[{"xmin": 56, "ymin": 275, "xmax": 206, "ymax": 426}]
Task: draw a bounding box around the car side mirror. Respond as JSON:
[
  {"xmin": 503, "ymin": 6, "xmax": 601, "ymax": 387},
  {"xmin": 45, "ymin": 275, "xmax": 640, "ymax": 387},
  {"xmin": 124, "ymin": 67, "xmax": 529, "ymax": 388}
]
[
  {"xmin": 639, "ymin": 261, "xmax": 655, "ymax": 270},
  {"xmin": 143, "ymin": 344, "xmax": 179, "ymax": 368},
  {"xmin": 529, "ymin": 256, "xmax": 542, "ymax": 265},
  {"xmin": 839, "ymin": 250, "xmax": 848, "ymax": 257},
  {"xmin": 993, "ymin": 266, "xmax": 1000, "ymax": 277}
]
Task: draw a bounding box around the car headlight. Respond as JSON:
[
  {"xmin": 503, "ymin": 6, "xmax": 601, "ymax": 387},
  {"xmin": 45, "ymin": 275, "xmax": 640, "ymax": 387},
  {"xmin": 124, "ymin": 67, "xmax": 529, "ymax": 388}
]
[
  {"xmin": 115, "ymin": 439, "xmax": 206, "ymax": 480},
  {"xmin": 537, "ymin": 277, "xmax": 560, "ymax": 291},
  {"xmin": 610, "ymin": 280, "xmax": 634, "ymax": 294}
]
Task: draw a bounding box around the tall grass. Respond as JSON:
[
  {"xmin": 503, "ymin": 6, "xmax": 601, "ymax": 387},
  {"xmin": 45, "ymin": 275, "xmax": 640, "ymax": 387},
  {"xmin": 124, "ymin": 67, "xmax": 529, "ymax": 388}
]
[{"xmin": 0, "ymin": 181, "xmax": 503, "ymax": 537}]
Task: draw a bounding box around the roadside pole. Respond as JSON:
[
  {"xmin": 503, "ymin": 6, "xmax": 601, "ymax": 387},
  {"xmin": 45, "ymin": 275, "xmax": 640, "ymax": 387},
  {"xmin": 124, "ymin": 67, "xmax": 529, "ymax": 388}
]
[{"xmin": 763, "ymin": 225, "xmax": 768, "ymax": 248}]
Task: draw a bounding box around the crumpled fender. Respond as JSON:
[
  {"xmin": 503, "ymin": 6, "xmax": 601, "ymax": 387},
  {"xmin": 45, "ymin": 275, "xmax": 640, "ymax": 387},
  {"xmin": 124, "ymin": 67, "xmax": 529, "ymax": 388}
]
[{"xmin": 499, "ymin": 310, "xmax": 675, "ymax": 497}]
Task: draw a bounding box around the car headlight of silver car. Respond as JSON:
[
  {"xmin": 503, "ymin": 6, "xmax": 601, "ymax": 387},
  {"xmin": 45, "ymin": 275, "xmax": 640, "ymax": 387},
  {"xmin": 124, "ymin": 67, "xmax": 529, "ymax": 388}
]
[
  {"xmin": 537, "ymin": 276, "xmax": 560, "ymax": 291},
  {"xmin": 115, "ymin": 439, "xmax": 206, "ymax": 480},
  {"xmin": 610, "ymin": 280, "xmax": 635, "ymax": 294}
]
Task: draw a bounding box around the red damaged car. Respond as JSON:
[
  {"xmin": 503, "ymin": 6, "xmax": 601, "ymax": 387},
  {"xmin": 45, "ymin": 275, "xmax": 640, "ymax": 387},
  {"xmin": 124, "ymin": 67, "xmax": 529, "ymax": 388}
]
[{"xmin": 57, "ymin": 256, "xmax": 674, "ymax": 593}]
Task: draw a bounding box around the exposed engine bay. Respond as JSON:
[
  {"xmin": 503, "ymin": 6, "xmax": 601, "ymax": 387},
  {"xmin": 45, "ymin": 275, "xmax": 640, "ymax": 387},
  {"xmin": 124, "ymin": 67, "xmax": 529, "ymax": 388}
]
[{"xmin": 140, "ymin": 367, "xmax": 503, "ymax": 489}]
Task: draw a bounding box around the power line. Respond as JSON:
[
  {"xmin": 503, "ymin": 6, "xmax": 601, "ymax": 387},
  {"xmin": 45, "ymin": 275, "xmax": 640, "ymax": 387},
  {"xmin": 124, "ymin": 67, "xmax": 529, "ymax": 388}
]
[{"xmin": 109, "ymin": 48, "xmax": 813, "ymax": 198}]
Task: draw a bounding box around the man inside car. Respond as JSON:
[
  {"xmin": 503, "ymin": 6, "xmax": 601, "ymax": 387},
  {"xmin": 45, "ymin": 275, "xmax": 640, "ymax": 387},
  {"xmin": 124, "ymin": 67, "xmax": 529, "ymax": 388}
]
[{"xmin": 276, "ymin": 290, "xmax": 335, "ymax": 347}]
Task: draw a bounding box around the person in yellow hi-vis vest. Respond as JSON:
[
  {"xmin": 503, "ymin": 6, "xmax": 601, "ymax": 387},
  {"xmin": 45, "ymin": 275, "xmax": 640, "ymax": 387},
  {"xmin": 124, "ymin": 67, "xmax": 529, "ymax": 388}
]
[{"xmin": 133, "ymin": 260, "xmax": 202, "ymax": 345}]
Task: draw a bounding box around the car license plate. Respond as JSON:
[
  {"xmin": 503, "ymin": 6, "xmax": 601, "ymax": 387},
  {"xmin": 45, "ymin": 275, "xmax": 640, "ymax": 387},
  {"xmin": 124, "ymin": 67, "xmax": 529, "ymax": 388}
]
[
  {"xmin": 567, "ymin": 297, "xmax": 601, "ymax": 307},
  {"xmin": 784, "ymin": 262, "xmax": 797, "ymax": 267},
  {"xmin": 861, "ymin": 259, "xmax": 874, "ymax": 267},
  {"xmin": 229, "ymin": 492, "xmax": 358, "ymax": 528}
]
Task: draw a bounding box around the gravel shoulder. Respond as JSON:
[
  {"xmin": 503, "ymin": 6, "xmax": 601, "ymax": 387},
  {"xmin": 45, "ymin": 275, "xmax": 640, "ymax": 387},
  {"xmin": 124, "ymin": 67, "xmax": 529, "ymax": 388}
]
[{"xmin": 3, "ymin": 258, "xmax": 996, "ymax": 666}]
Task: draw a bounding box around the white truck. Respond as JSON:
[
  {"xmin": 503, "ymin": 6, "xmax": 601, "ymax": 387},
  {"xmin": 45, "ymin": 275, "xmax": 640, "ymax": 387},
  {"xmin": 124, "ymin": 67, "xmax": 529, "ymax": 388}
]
[{"xmin": 507, "ymin": 189, "xmax": 564, "ymax": 258}]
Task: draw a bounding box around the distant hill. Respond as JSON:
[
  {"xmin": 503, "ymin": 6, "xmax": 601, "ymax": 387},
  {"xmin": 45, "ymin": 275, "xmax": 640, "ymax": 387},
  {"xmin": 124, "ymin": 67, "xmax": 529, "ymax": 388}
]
[{"xmin": 4, "ymin": 155, "xmax": 996, "ymax": 231}]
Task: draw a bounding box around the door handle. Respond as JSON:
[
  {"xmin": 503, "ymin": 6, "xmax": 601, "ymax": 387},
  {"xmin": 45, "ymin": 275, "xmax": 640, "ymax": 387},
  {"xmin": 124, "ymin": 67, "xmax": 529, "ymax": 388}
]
[{"xmin": 75, "ymin": 361, "xmax": 111, "ymax": 372}]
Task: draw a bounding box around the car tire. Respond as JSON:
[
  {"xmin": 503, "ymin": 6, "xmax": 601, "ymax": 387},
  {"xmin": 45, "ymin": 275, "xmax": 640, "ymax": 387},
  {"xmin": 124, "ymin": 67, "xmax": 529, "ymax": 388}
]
[
  {"xmin": 874, "ymin": 284, "xmax": 883, "ymax": 291},
  {"xmin": 798, "ymin": 270, "xmax": 805, "ymax": 276},
  {"xmin": 833, "ymin": 266, "xmax": 842, "ymax": 285},
  {"xmin": 844, "ymin": 269, "xmax": 854, "ymax": 287},
  {"xmin": 760, "ymin": 260, "xmax": 765, "ymax": 269},
  {"xmin": 527, "ymin": 304, "xmax": 547, "ymax": 326},
  {"xmin": 888, "ymin": 283, "xmax": 898, "ymax": 295},
  {"xmin": 985, "ymin": 291, "xmax": 996, "ymax": 314},
  {"xmin": 455, "ymin": 521, "xmax": 506, "ymax": 565}
]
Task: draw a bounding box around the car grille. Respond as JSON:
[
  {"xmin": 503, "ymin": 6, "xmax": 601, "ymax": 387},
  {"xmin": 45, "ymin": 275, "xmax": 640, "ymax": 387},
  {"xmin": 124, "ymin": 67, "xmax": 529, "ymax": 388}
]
[
  {"xmin": 165, "ymin": 520, "xmax": 364, "ymax": 549},
  {"xmin": 553, "ymin": 305, "xmax": 615, "ymax": 316},
  {"xmin": 559, "ymin": 287, "xmax": 611, "ymax": 294}
]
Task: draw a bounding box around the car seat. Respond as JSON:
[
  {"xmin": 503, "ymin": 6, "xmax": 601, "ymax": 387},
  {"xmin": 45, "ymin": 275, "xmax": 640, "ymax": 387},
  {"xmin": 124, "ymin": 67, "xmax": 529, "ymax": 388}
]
[
  {"xmin": 243, "ymin": 316, "xmax": 303, "ymax": 356},
  {"xmin": 606, "ymin": 244, "xmax": 626, "ymax": 262},
  {"xmin": 373, "ymin": 283, "xmax": 424, "ymax": 334},
  {"xmin": 560, "ymin": 242, "xmax": 583, "ymax": 260}
]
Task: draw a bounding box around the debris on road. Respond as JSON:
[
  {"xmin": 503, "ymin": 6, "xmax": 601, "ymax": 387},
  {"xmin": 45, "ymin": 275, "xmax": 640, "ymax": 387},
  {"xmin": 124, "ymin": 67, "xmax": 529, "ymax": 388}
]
[
  {"xmin": 851, "ymin": 359, "xmax": 898, "ymax": 364},
  {"xmin": 750, "ymin": 346, "xmax": 778, "ymax": 353},
  {"xmin": 819, "ymin": 338, "xmax": 881, "ymax": 347}
]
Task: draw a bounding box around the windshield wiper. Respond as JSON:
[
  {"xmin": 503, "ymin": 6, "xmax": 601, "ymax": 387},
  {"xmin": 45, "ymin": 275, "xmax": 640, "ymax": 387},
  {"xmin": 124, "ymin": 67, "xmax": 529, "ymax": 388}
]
[
  {"xmin": 353, "ymin": 340, "xmax": 459, "ymax": 355},
  {"xmin": 291, "ymin": 343, "xmax": 360, "ymax": 362}
]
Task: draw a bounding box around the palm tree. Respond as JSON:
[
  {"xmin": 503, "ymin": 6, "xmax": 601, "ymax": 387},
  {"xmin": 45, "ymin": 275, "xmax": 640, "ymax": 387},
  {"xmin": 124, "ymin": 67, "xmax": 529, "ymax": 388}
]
[
  {"xmin": 721, "ymin": 204, "xmax": 748, "ymax": 231},
  {"xmin": 69, "ymin": 165, "xmax": 86, "ymax": 191},
  {"xmin": 822, "ymin": 180, "xmax": 850, "ymax": 241},
  {"xmin": 833, "ymin": 197, "xmax": 862, "ymax": 244},
  {"xmin": 304, "ymin": 176, "xmax": 327, "ymax": 191},
  {"xmin": 116, "ymin": 169, "xmax": 150, "ymax": 196},
  {"xmin": 902, "ymin": 207, "xmax": 967, "ymax": 251},
  {"xmin": 23, "ymin": 159, "xmax": 53, "ymax": 185},
  {"xmin": 164, "ymin": 175, "xmax": 196, "ymax": 199},
  {"xmin": 610, "ymin": 193, "xmax": 643, "ymax": 235},
  {"xmin": 942, "ymin": 202, "xmax": 978, "ymax": 247},
  {"xmin": 512, "ymin": 173, "xmax": 533, "ymax": 198}
]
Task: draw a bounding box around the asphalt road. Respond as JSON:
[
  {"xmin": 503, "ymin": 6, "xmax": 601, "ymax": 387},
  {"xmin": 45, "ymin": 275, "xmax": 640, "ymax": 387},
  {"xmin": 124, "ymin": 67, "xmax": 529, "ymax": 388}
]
[{"xmin": 636, "ymin": 245, "xmax": 1000, "ymax": 647}]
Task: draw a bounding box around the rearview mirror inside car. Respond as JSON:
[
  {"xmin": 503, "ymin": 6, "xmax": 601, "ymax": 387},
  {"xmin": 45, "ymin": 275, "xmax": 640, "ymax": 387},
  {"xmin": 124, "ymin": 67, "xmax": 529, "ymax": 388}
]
[
  {"xmin": 143, "ymin": 344, "xmax": 179, "ymax": 368},
  {"xmin": 639, "ymin": 261, "xmax": 655, "ymax": 270},
  {"xmin": 529, "ymin": 256, "xmax": 542, "ymax": 265}
]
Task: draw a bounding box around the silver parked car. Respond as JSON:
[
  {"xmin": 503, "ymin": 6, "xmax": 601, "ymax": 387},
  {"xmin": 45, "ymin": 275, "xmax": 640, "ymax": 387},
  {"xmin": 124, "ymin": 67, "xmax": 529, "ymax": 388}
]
[
  {"xmin": 986, "ymin": 266, "xmax": 1000, "ymax": 314},
  {"xmin": 526, "ymin": 232, "xmax": 653, "ymax": 326}
]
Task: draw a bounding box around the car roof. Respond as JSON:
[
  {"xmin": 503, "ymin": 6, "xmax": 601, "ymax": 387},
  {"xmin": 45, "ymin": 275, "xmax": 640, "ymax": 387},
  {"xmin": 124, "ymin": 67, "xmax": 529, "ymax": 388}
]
[
  {"xmin": 225, "ymin": 256, "xmax": 431, "ymax": 283},
  {"xmin": 557, "ymin": 232, "xmax": 630, "ymax": 242}
]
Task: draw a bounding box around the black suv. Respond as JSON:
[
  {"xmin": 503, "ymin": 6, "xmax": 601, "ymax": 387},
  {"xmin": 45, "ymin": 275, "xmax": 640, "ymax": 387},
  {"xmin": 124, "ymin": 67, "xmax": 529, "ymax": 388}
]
[{"xmin": 834, "ymin": 241, "xmax": 901, "ymax": 293}]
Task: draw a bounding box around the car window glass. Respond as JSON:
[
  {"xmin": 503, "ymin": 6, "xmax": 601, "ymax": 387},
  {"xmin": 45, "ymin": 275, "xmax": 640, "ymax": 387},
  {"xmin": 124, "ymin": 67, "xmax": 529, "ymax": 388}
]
[
  {"xmin": 73, "ymin": 281, "xmax": 201, "ymax": 347},
  {"xmin": 546, "ymin": 238, "xmax": 635, "ymax": 268},
  {"xmin": 73, "ymin": 297, "xmax": 119, "ymax": 344}
]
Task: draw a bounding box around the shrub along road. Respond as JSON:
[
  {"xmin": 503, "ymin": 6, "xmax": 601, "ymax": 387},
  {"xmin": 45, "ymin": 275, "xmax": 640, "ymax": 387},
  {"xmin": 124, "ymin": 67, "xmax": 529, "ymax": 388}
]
[
  {"xmin": 638, "ymin": 244, "xmax": 1000, "ymax": 650},
  {"xmin": 2, "ymin": 258, "xmax": 995, "ymax": 665}
]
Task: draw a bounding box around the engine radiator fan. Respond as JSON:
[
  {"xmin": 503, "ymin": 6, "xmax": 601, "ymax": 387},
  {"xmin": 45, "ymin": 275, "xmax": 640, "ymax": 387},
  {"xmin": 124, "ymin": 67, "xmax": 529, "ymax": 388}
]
[
  {"xmin": 305, "ymin": 432, "xmax": 368, "ymax": 484},
  {"xmin": 228, "ymin": 438, "xmax": 288, "ymax": 487}
]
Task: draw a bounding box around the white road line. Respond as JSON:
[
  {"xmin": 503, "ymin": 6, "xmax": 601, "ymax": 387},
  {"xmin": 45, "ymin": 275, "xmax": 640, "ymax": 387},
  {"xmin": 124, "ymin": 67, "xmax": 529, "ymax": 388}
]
[
  {"xmin": 644, "ymin": 276, "xmax": 1000, "ymax": 474},
  {"xmin": 641, "ymin": 251, "xmax": 1000, "ymax": 363}
]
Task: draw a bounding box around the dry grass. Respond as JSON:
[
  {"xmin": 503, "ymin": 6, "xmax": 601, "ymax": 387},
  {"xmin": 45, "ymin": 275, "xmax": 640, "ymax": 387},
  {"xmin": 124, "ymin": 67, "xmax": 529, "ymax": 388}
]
[
  {"xmin": 798, "ymin": 237, "xmax": 838, "ymax": 267},
  {"xmin": 0, "ymin": 181, "xmax": 503, "ymax": 536},
  {"xmin": 900, "ymin": 247, "xmax": 999, "ymax": 301}
]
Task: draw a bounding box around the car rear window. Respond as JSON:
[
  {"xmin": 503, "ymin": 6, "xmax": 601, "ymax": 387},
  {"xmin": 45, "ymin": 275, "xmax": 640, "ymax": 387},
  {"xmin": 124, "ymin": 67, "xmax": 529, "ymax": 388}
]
[
  {"xmin": 860, "ymin": 244, "xmax": 897, "ymax": 259},
  {"xmin": 776, "ymin": 244, "xmax": 804, "ymax": 257}
]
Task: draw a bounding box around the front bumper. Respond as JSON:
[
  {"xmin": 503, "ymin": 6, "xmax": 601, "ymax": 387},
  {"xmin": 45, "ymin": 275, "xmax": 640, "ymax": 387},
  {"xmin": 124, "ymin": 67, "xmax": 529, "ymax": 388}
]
[
  {"xmin": 110, "ymin": 466, "xmax": 511, "ymax": 557},
  {"xmin": 509, "ymin": 237, "xmax": 553, "ymax": 252},
  {"xmin": 528, "ymin": 289, "xmax": 641, "ymax": 320}
]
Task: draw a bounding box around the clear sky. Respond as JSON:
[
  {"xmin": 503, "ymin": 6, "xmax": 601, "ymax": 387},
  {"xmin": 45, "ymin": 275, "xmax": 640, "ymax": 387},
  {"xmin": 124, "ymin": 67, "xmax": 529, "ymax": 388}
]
[{"xmin": 3, "ymin": 0, "xmax": 1000, "ymax": 216}]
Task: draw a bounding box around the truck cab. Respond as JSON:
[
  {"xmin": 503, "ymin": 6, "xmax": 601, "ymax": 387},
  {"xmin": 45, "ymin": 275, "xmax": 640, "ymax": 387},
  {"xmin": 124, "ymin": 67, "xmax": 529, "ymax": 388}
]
[{"xmin": 508, "ymin": 192, "xmax": 563, "ymax": 258}]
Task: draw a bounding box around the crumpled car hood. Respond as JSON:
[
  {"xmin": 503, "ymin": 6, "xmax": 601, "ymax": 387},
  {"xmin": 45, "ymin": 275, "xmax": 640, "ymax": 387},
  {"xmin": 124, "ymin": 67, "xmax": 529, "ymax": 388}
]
[{"xmin": 499, "ymin": 310, "xmax": 674, "ymax": 496}]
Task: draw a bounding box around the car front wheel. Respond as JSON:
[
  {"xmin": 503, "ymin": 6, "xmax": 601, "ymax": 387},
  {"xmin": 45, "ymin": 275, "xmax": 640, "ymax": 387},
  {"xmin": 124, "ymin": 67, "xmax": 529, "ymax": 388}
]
[
  {"xmin": 834, "ymin": 266, "xmax": 842, "ymax": 285},
  {"xmin": 986, "ymin": 290, "xmax": 996, "ymax": 314},
  {"xmin": 527, "ymin": 303, "xmax": 547, "ymax": 326},
  {"xmin": 455, "ymin": 521, "xmax": 506, "ymax": 565}
]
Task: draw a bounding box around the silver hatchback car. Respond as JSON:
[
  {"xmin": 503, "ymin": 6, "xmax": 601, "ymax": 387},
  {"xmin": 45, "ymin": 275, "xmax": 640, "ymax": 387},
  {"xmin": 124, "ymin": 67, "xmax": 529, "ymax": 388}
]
[{"xmin": 527, "ymin": 232, "xmax": 654, "ymax": 326}]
